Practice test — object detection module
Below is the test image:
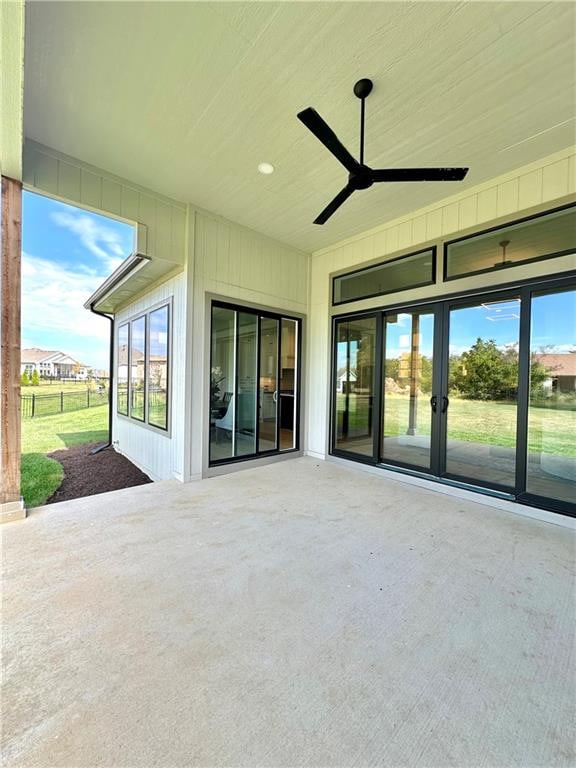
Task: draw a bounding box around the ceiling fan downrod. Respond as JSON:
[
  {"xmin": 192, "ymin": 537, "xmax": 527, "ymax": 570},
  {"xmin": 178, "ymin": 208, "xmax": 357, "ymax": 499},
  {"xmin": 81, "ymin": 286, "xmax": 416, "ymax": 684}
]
[{"xmin": 353, "ymin": 78, "xmax": 373, "ymax": 166}]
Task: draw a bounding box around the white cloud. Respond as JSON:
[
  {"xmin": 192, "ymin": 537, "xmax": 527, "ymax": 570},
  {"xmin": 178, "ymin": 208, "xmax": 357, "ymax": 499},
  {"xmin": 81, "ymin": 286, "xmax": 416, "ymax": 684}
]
[
  {"xmin": 21, "ymin": 252, "xmax": 110, "ymax": 368},
  {"xmin": 50, "ymin": 210, "xmax": 130, "ymax": 273}
]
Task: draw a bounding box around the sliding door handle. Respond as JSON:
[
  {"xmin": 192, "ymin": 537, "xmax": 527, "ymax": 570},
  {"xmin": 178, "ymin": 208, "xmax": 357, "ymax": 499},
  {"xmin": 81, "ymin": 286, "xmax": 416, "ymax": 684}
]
[
  {"xmin": 430, "ymin": 395, "xmax": 438, "ymax": 413},
  {"xmin": 441, "ymin": 396, "xmax": 449, "ymax": 414}
]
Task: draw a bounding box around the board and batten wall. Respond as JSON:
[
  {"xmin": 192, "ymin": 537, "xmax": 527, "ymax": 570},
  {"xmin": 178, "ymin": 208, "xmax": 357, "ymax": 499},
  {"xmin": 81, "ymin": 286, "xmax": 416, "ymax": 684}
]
[
  {"xmin": 188, "ymin": 206, "xmax": 310, "ymax": 479},
  {"xmin": 114, "ymin": 271, "xmax": 187, "ymax": 480},
  {"xmin": 307, "ymin": 146, "xmax": 576, "ymax": 460},
  {"xmin": 22, "ymin": 140, "xmax": 187, "ymax": 267}
]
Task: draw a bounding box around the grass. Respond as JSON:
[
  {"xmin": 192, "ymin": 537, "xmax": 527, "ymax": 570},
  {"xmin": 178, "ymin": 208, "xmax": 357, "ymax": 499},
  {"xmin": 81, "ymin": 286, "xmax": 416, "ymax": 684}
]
[
  {"xmin": 22, "ymin": 380, "xmax": 105, "ymax": 396},
  {"xmin": 21, "ymin": 404, "xmax": 108, "ymax": 508},
  {"xmin": 337, "ymin": 392, "xmax": 576, "ymax": 457}
]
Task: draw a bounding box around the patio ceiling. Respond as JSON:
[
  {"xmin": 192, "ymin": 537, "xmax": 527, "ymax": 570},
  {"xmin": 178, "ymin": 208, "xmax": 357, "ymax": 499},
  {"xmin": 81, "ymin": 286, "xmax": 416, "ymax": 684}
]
[{"xmin": 24, "ymin": 2, "xmax": 575, "ymax": 252}]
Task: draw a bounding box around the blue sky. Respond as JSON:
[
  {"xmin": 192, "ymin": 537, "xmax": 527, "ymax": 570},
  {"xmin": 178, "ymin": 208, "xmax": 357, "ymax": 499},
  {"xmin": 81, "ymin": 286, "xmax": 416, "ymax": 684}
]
[
  {"xmin": 22, "ymin": 192, "xmax": 134, "ymax": 370},
  {"xmin": 337, "ymin": 292, "xmax": 575, "ymax": 368}
]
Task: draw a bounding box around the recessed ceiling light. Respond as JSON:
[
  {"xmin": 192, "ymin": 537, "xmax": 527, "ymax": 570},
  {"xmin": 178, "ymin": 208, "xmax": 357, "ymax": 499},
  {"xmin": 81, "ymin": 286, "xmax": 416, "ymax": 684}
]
[{"xmin": 258, "ymin": 162, "xmax": 275, "ymax": 175}]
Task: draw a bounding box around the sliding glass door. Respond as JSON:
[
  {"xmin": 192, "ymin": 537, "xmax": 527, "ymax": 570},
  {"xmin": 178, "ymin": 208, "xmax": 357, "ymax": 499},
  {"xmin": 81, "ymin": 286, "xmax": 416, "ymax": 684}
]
[
  {"xmin": 210, "ymin": 302, "xmax": 300, "ymax": 465},
  {"xmin": 332, "ymin": 277, "xmax": 575, "ymax": 515},
  {"xmin": 522, "ymin": 286, "xmax": 576, "ymax": 507},
  {"xmin": 443, "ymin": 296, "xmax": 520, "ymax": 490},
  {"xmin": 334, "ymin": 316, "xmax": 377, "ymax": 458},
  {"xmin": 381, "ymin": 308, "xmax": 437, "ymax": 471}
]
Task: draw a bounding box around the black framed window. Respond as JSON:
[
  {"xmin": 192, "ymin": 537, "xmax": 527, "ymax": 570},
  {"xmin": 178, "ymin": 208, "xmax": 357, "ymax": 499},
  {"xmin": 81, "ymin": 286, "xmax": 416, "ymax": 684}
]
[
  {"xmin": 116, "ymin": 301, "xmax": 171, "ymax": 430},
  {"xmin": 444, "ymin": 203, "xmax": 575, "ymax": 281},
  {"xmin": 130, "ymin": 316, "xmax": 146, "ymax": 421},
  {"xmin": 117, "ymin": 323, "xmax": 129, "ymax": 416},
  {"xmin": 148, "ymin": 305, "xmax": 169, "ymax": 430},
  {"xmin": 333, "ymin": 247, "xmax": 435, "ymax": 306}
]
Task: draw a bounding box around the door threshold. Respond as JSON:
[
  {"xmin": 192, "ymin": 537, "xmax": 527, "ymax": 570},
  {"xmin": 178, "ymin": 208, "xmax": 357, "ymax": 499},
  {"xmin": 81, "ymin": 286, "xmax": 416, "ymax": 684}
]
[{"xmin": 327, "ymin": 455, "xmax": 575, "ymax": 529}]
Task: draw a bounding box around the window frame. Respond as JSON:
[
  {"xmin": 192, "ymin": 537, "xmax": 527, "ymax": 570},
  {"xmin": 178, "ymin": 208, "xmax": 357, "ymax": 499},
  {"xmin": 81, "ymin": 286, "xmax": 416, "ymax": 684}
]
[
  {"xmin": 116, "ymin": 297, "xmax": 172, "ymax": 435},
  {"xmin": 332, "ymin": 246, "xmax": 437, "ymax": 307},
  {"xmin": 147, "ymin": 303, "xmax": 171, "ymax": 432},
  {"xmin": 117, "ymin": 321, "xmax": 130, "ymax": 417},
  {"xmin": 443, "ymin": 202, "xmax": 576, "ymax": 282}
]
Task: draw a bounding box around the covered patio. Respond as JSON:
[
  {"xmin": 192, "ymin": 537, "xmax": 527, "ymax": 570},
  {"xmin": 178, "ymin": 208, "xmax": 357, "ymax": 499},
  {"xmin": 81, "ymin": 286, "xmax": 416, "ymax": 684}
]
[{"xmin": 3, "ymin": 458, "xmax": 574, "ymax": 767}]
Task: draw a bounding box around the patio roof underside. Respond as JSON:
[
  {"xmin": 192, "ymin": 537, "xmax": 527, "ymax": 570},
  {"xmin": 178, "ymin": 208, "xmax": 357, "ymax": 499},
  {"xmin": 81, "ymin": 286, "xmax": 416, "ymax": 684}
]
[
  {"xmin": 23, "ymin": 2, "xmax": 576, "ymax": 254},
  {"xmin": 3, "ymin": 458, "xmax": 574, "ymax": 766}
]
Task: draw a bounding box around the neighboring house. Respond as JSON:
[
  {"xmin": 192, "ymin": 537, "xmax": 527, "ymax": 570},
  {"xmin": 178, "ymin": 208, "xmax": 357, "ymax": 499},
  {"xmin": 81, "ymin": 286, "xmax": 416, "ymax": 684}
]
[
  {"xmin": 535, "ymin": 353, "xmax": 576, "ymax": 393},
  {"xmin": 21, "ymin": 348, "xmax": 88, "ymax": 380},
  {"xmin": 336, "ymin": 367, "xmax": 357, "ymax": 394}
]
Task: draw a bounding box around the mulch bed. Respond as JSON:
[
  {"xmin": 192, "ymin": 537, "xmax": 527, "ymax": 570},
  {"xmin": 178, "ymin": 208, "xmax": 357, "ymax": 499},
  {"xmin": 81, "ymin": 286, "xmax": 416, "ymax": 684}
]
[{"xmin": 46, "ymin": 443, "xmax": 152, "ymax": 504}]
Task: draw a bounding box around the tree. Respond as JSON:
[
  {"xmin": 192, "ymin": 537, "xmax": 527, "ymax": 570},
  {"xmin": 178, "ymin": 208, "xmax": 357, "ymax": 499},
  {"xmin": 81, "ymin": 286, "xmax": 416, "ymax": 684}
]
[
  {"xmin": 21, "ymin": 371, "xmax": 30, "ymax": 386},
  {"xmin": 451, "ymin": 338, "xmax": 517, "ymax": 401},
  {"xmin": 31, "ymin": 369, "xmax": 40, "ymax": 386}
]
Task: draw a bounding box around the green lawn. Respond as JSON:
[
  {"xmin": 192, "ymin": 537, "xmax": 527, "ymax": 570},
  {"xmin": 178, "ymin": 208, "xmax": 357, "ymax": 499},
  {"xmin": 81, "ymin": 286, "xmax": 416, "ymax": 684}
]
[
  {"xmin": 337, "ymin": 392, "xmax": 576, "ymax": 457},
  {"xmin": 22, "ymin": 380, "xmax": 105, "ymax": 396},
  {"xmin": 21, "ymin": 404, "xmax": 108, "ymax": 508}
]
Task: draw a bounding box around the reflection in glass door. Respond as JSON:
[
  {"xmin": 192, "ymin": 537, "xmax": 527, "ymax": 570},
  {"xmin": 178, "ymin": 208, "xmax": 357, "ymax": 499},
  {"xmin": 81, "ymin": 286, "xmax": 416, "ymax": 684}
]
[
  {"xmin": 259, "ymin": 317, "xmax": 279, "ymax": 452},
  {"xmin": 334, "ymin": 317, "xmax": 377, "ymax": 457},
  {"xmin": 525, "ymin": 287, "xmax": 576, "ymax": 506},
  {"xmin": 381, "ymin": 309, "xmax": 436, "ymax": 470},
  {"xmin": 279, "ymin": 319, "xmax": 298, "ymax": 450},
  {"xmin": 445, "ymin": 298, "xmax": 520, "ymax": 488},
  {"xmin": 210, "ymin": 303, "xmax": 300, "ymax": 465},
  {"xmin": 331, "ymin": 277, "xmax": 575, "ymax": 514}
]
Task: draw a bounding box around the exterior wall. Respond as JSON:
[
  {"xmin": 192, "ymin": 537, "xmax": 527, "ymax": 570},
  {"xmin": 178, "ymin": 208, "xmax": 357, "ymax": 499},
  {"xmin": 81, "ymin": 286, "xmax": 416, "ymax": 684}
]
[
  {"xmin": 188, "ymin": 207, "xmax": 310, "ymax": 479},
  {"xmin": 114, "ymin": 270, "xmax": 187, "ymax": 481},
  {"xmin": 23, "ymin": 140, "xmax": 187, "ymax": 267},
  {"xmin": 307, "ymin": 147, "xmax": 576, "ymax": 459}
]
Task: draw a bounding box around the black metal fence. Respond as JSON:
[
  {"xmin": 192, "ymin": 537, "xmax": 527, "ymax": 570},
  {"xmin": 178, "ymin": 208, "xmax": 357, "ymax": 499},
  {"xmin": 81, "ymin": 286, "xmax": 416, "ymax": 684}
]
[{"xmin": 21, "ymin": 388, "xmax": 108, "ymax": 418}]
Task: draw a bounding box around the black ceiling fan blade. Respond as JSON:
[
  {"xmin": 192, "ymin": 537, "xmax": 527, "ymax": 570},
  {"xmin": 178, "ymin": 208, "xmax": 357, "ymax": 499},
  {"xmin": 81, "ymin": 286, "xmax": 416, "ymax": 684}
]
[
  {"xmin": 370, "ymin": 167, "xmax": 469, "ymax": 182},
  {"xmin": 298, "ymin": 107, "xmax": 361, "ymax": 174},
  {"xmin": 314, "ymin": 184, "xmax": 355, "ymax": 225}
]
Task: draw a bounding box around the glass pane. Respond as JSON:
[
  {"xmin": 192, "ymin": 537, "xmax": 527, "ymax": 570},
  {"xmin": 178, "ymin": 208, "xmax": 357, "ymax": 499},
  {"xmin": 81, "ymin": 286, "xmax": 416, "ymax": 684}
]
[
  {"xmin": 334, "ymin": 248, "xmax": 434, "ymax": 304},
  {"xmin": 259, "ymin": 317, "xmax": 278, "ymax": 452},
  {"xmin": 280, "ymin": 319, "xmax": 297, "ymax": 450},
  {"xmin": 117, "ymin": 324, "xmax": 129, "ymax": 415},
  {"xmin": 446, "ymin": 299, "xmax": 520, "ymax": 487},
  {"xmin": 130, "ymin": 316, "xmax": 146, "ymax": 421},
  {"xmin": 526, "ymin": 288, "xmax": 576, "ymax": 505},
  {"xmin": 446, "ymin": 205, "xmax": 575, "ymax": 279},
  {"xmin": 235, "ymin": 312, "xmax": 257, "ymax": 457},
  {"xmin": 148, "ymin": 305, "xmax": 169, "ymax": 429},
  {"xmin": 210, "ymin": 307, "xmax": 236, "ymax": 462},
  {"xmin": 334, "ymin": 317, "xmax": 376, "ymax": 457},
  {"xmin": 382, "ymin": 311, "xmax": 435, "ymax": 469}
]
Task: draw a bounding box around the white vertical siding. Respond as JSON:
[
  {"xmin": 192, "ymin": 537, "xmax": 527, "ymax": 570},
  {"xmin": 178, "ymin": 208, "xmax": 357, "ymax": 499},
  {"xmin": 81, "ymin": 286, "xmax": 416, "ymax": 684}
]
[
  {"xmin": 114, "ymin": 271, "xmax": 187, "ymax": 481},
  {"xmin": 188, "ymin": 208, "xmax": 310, "ymax": 479},
  {"xmin": 307, "ymin": 148, "xmax": 576, "ymax": 459},
  {"xmin": 22, "ymin": 140, "xmax": 187, "ymax": 267}
]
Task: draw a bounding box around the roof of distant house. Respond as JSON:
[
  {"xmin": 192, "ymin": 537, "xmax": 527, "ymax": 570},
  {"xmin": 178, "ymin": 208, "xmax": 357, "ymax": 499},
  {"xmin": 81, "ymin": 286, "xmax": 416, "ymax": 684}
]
[
  {"xmin": 535, "ymin": 352, "xmax": 576, "ymax": 376},
  {"xmin": 118, "ymin": 344, "xmax": 144, "ymax": 365},
  {"xmin": 21, "ymin": 348, "xmax": 86, "ymax": 367}
]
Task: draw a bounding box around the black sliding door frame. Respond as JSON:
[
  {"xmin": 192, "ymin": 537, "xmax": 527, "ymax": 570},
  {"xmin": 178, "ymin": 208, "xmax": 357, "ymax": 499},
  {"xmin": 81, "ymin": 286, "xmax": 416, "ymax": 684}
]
[
  {"xmin": 209, "ymin": 300, "xmax": 302, "ymax": 467},
  {"xmin": 330, "ymin": 312, "xmax": 381, "ymax": 466},
  {"xmin": 330, "ymin": 273, "xmax": 576, "ymax": 517},
  {"xmin": 439, "ymin": 287, "xmax": 523, "ymax": 495}
]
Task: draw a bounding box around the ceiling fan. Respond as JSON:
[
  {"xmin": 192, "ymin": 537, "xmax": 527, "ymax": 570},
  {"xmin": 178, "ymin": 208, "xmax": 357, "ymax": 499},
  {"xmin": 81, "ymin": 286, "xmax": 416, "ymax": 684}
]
[{"xmin": 298, "ymin": 78, "xmax": 469, "ymax": 225}]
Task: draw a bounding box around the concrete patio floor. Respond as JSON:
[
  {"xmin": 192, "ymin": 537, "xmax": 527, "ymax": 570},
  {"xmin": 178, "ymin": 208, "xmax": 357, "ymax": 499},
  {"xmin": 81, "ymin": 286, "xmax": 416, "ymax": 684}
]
[{"xmin": 2, "ymin": 457, "xmax": 575, "ymax": 767}]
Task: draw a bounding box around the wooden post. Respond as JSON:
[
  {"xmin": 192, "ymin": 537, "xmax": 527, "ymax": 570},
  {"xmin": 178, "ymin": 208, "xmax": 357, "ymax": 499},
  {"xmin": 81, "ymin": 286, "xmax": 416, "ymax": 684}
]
[{"xmin": 0, "ymin": 176, "xmax": 25, "ymax": 521}]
